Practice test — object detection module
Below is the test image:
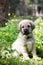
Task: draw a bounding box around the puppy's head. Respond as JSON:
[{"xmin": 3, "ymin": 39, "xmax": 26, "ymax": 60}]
[{"xmin": 18, "ymin": 19, "xmax": 35, "ymax": 35}]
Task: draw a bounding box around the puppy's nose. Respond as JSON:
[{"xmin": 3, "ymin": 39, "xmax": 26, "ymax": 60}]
[
  {"xmin": 24, "ymin": 29, "xmax": 28, "ymax": 33},
  {"xmin": 24, "ymin": 29, "xmax": 29, "ymax": 35}
]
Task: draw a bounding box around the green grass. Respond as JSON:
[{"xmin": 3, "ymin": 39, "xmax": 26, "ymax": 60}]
[{"xmin": 0, "ymin": 16, "xmax": 43, "ymax": 65}]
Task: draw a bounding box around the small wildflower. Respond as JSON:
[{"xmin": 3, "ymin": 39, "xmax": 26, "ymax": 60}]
[
  {"xmin": 6, "ymin": 33, "xmax": 11, "ymax": 37},
  {"xmin": 5, "ymin": 23, "xmax": 7, "ymax": 25},
  {"xmin": 8, "ymin": 13, "xmax": 11, "ymax": 16},
  {"xmin": 38, "ymin": 46, "xmax": 40, "ymax": 49},
  {"xmin": 15, "ymin": 19, "xmax": 18, "ymax": 21},
  {"xmin": 11, "ymin": 19, "xmax": 14, "ymax": 22},
  {"xmin": 40, "ymin": 19, "xmax": 43, "ymax": 22},
  {"xmin": 35, "ymin": 30, "xmax": 39, "ymax": 35},
  {"xmin": 40, "ymin": 17, "xmax": 42, "ymax": 20},
  {"xmin": 0, "ymin": 32, "xmax": 2, "ymax": 35}
]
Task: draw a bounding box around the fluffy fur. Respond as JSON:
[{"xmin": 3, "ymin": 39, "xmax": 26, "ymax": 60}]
[{"xmin": 12, "ymin": 19, "xmax": 37, "ymax": 60}]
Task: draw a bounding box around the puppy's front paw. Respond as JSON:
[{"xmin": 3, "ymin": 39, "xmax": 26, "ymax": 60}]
[
  {"xmin": 23, "ymin": 57, "xmax": 30, "ymax": 61},
  {"xmin": 33, "ymin": 56, "xmax": 41, "ymax": 60},
  {"xmin": 12, "ymin": 51, "xmax": 19, "ymax": 57}
]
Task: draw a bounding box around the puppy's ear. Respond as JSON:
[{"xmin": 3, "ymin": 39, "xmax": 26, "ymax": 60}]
[
  {"xmin": 18, "ymin": 19, "xmax": 22, "ymax": 31},
  {"xmin": 30, "ymin": 22, "xmax": 35, "ymax": 30},
  {"xmin": 18, "ymin": 23, "xmax": 21, "ymax": 31}
]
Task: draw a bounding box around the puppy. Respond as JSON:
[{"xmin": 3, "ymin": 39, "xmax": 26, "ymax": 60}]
[{"xmin": 12, "ymin": 19, "xmax": 37, "ymax": 60}]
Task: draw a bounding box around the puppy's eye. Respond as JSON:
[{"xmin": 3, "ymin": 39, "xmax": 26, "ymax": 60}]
[
  {"xmin": 27, "ymin": 25, "xmax": 30, "ymax": 27},
  {"xmin": 22, "ymin": 26, "xmax": 24, "ymax": 28}
]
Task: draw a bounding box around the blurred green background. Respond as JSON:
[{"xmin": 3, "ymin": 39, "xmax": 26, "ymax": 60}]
[{"xmin": 0, "ymin": 0, "xmax": 43, "ymax": 65}]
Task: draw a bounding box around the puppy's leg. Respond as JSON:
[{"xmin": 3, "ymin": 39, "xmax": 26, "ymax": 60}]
[
  {"xmin": 21, "ymin": 47, "xmax": 29, "ymax": 60},
  {"xmin": 32, "ymin": 43, "xmax": 38, "ymax": 59},
  {"xmin": 13, "ymin": 51, "xmax": 19, "ymax": 57}
]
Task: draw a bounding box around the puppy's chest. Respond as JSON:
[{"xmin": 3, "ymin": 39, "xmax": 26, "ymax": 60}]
[{"xmin": 25, "ymin": 39, "xmax": 33, "ymax": 51}]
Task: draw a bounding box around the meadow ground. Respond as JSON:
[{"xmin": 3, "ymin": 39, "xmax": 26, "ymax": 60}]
[{"xmin": 0, "ymin": 16, "xmax": 43, "ymax": 65}]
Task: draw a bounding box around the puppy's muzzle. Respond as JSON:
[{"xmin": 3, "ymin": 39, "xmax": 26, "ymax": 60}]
[{"xmin": 24, "ymin": 29, "xmax": 30, "ymax": 35}]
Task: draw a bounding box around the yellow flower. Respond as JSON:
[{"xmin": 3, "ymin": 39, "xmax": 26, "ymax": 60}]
[
  {"xmin": 40, "ymin": 19, "xmax": 43, "ymax": 22},
  {"xmin": 38, "ymin": 46, "xmax": 40, "ymax": 49},
  {"xmin": 5, "ymin": 23, "xmax": 7, "ymax": 25},
  {"xmin": 40, "ymin": 17, "xmax": 43, "ymax": 22},
  {"xmin": 11, "ymin": 19, "xmax": 14, "ymax": 22},
  {"xmin": 8, "ymin": 13, "xmax": 11, "ymax": 16},
  {"xmin": 35, "ymin": 30, "xmax": 39, "ymax": 35},
  {"xmin": 40, "ymin": 22, "xmax": 43, "ymax": 27},
  {"xmin": 6, "ymin": 33, "xmax": 11, "ymax": 37},
  {"xmin": 0, "ymin": 32, "xmax": 2, "ymax": 35}
]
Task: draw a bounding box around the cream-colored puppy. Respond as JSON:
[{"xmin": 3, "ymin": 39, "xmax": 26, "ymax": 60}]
[{"xmin": 12, "ymin": 19, "xmax": 37, "ymax": 60}]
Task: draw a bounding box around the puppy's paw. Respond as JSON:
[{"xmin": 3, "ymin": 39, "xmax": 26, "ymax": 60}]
[
  {"xmin": 12, "ymin": 51, "xmax": 19, "ymax": 57},
  {"xmin": 33, "ymin": 56, "xmax": 41, "ymax": 60},
  {"xmin": 23, "ymin": 57, "xmax": 30, "ymax": 61}
]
